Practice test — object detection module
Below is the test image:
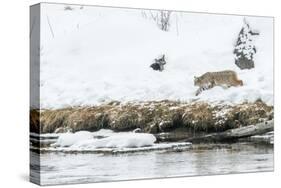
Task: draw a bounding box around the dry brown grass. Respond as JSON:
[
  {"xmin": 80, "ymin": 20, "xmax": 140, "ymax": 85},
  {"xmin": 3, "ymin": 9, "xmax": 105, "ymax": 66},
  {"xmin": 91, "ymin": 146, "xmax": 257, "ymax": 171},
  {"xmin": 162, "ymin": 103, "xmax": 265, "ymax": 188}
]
[
  {"xmin": 30, "ymin": 109, "xmax": 40, "ymax": 133},
  {"xmin": 32, "ymin": 100, "xmax": 273, "ymax": 134}
]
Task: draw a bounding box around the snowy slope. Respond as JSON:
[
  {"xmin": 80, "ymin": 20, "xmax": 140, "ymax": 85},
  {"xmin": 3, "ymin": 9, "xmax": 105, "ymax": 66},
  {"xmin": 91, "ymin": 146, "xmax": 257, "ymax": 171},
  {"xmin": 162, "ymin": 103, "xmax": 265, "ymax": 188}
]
[{"xmin": 37, "ymin": 3, "xmax": 273, "ymax": 109}]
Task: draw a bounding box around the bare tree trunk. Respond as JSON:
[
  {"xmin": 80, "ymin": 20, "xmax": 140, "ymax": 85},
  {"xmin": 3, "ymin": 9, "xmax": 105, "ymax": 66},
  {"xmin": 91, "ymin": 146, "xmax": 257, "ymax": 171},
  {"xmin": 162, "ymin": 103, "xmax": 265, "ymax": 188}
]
[{"xmin": 160, "ymin": 11, "xmax": 171, "ymax": 31}]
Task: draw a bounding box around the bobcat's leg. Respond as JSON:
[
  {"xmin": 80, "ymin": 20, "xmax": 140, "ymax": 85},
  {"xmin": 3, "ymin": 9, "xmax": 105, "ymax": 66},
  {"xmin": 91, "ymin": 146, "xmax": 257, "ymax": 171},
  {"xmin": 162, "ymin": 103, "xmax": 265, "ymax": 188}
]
[{"xmin": 195, "ymin": 82, "xmax": 215, "ymax": 96}]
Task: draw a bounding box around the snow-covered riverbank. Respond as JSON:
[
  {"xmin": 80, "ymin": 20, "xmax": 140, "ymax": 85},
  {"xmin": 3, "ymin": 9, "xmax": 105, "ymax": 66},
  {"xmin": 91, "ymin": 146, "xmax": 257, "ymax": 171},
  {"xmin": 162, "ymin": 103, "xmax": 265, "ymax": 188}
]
[
  {"xmin": 34, "ymin": 4, "xmax": 273, "ymax": 109},
  {"xmin": 31, "ymin": 129, "xmax": 192, "ymax": 154},
  {"xmin": 30, "ymin": 127, "xmax": 273, "ymax": 155}
]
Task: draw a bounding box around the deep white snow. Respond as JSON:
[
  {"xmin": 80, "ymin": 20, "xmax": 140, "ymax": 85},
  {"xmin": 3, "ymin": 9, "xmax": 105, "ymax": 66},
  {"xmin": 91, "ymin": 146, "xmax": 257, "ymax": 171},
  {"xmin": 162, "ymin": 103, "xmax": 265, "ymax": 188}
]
[
  {"xmin": 51, "ymin": 129, "xmax": 157, "ymax": 149},
  {"xmin": 52, "ymin": 131, "xmax": 93, "ymax": 147},
  {"xmin": 37, "ymin": 4, "xmax": 274, "ymax": 109}
]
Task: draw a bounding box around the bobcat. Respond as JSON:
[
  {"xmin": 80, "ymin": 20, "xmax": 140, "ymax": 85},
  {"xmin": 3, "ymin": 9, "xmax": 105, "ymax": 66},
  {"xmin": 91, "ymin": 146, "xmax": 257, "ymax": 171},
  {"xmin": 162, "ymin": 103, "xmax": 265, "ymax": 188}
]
[{"xmin": 194, "ymin": 70, "xmax": 243, "ymax": 96}]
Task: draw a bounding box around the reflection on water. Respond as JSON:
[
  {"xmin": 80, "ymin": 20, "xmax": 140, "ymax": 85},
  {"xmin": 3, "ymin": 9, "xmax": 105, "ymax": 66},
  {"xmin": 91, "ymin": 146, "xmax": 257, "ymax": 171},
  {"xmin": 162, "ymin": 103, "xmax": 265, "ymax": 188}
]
[{"xmin": 32, "ymin": 142, "xmax": 273, "ymax": 185}]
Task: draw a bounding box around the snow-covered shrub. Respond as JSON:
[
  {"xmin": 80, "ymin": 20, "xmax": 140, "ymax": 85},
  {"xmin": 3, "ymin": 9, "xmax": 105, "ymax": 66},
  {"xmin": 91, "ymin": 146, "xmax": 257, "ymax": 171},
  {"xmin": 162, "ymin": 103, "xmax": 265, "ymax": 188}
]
[{"xmin": 234, "ymin": 19, "xmax": 259, "ymax": 70}]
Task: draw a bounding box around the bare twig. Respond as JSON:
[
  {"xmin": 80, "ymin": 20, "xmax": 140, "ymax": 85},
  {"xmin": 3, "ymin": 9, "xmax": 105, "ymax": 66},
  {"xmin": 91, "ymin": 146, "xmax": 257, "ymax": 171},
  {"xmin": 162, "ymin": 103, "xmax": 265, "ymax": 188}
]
[{"xmin": 46, "ymin": 15, "xmax": 55, "ymax": 38}]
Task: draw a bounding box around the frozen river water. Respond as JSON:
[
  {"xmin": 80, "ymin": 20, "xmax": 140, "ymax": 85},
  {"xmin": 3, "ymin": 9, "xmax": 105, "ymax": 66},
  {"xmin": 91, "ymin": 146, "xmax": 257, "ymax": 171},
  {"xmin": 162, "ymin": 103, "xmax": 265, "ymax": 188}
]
[{"xmin": 31, "ymin": 141, "xmax": 273, "ymax": 185}]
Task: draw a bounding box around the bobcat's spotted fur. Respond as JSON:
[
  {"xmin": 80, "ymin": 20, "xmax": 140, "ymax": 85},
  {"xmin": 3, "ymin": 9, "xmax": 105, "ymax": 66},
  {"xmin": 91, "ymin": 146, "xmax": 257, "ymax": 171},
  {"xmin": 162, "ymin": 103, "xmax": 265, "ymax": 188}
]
[{"xmin": 194, "ymin": 70, "xmax": 243, "ymax": 96}]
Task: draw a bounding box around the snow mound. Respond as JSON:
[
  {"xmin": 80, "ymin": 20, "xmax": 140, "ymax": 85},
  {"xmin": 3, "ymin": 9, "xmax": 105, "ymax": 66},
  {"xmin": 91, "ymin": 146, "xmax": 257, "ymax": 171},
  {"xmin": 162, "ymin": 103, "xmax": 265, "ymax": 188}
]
[
  {"xmin": 72, "ymin": 133, "xmax": 156, "ymax": 149},
  {"xmin": 52, "ymin": 131, "xmax": 93, "ymax": 147},
  {"xmin": 52, "ymin": 130, "xmax": 156, "ymax": 149}
]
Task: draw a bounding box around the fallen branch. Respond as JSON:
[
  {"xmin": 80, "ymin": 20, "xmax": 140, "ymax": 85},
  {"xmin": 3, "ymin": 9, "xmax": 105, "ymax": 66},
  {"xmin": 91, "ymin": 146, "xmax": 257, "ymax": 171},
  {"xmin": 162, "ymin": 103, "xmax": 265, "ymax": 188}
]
[{"xmin": 183, "ymin": 120, "xmax": 273, "ymax": 143}]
